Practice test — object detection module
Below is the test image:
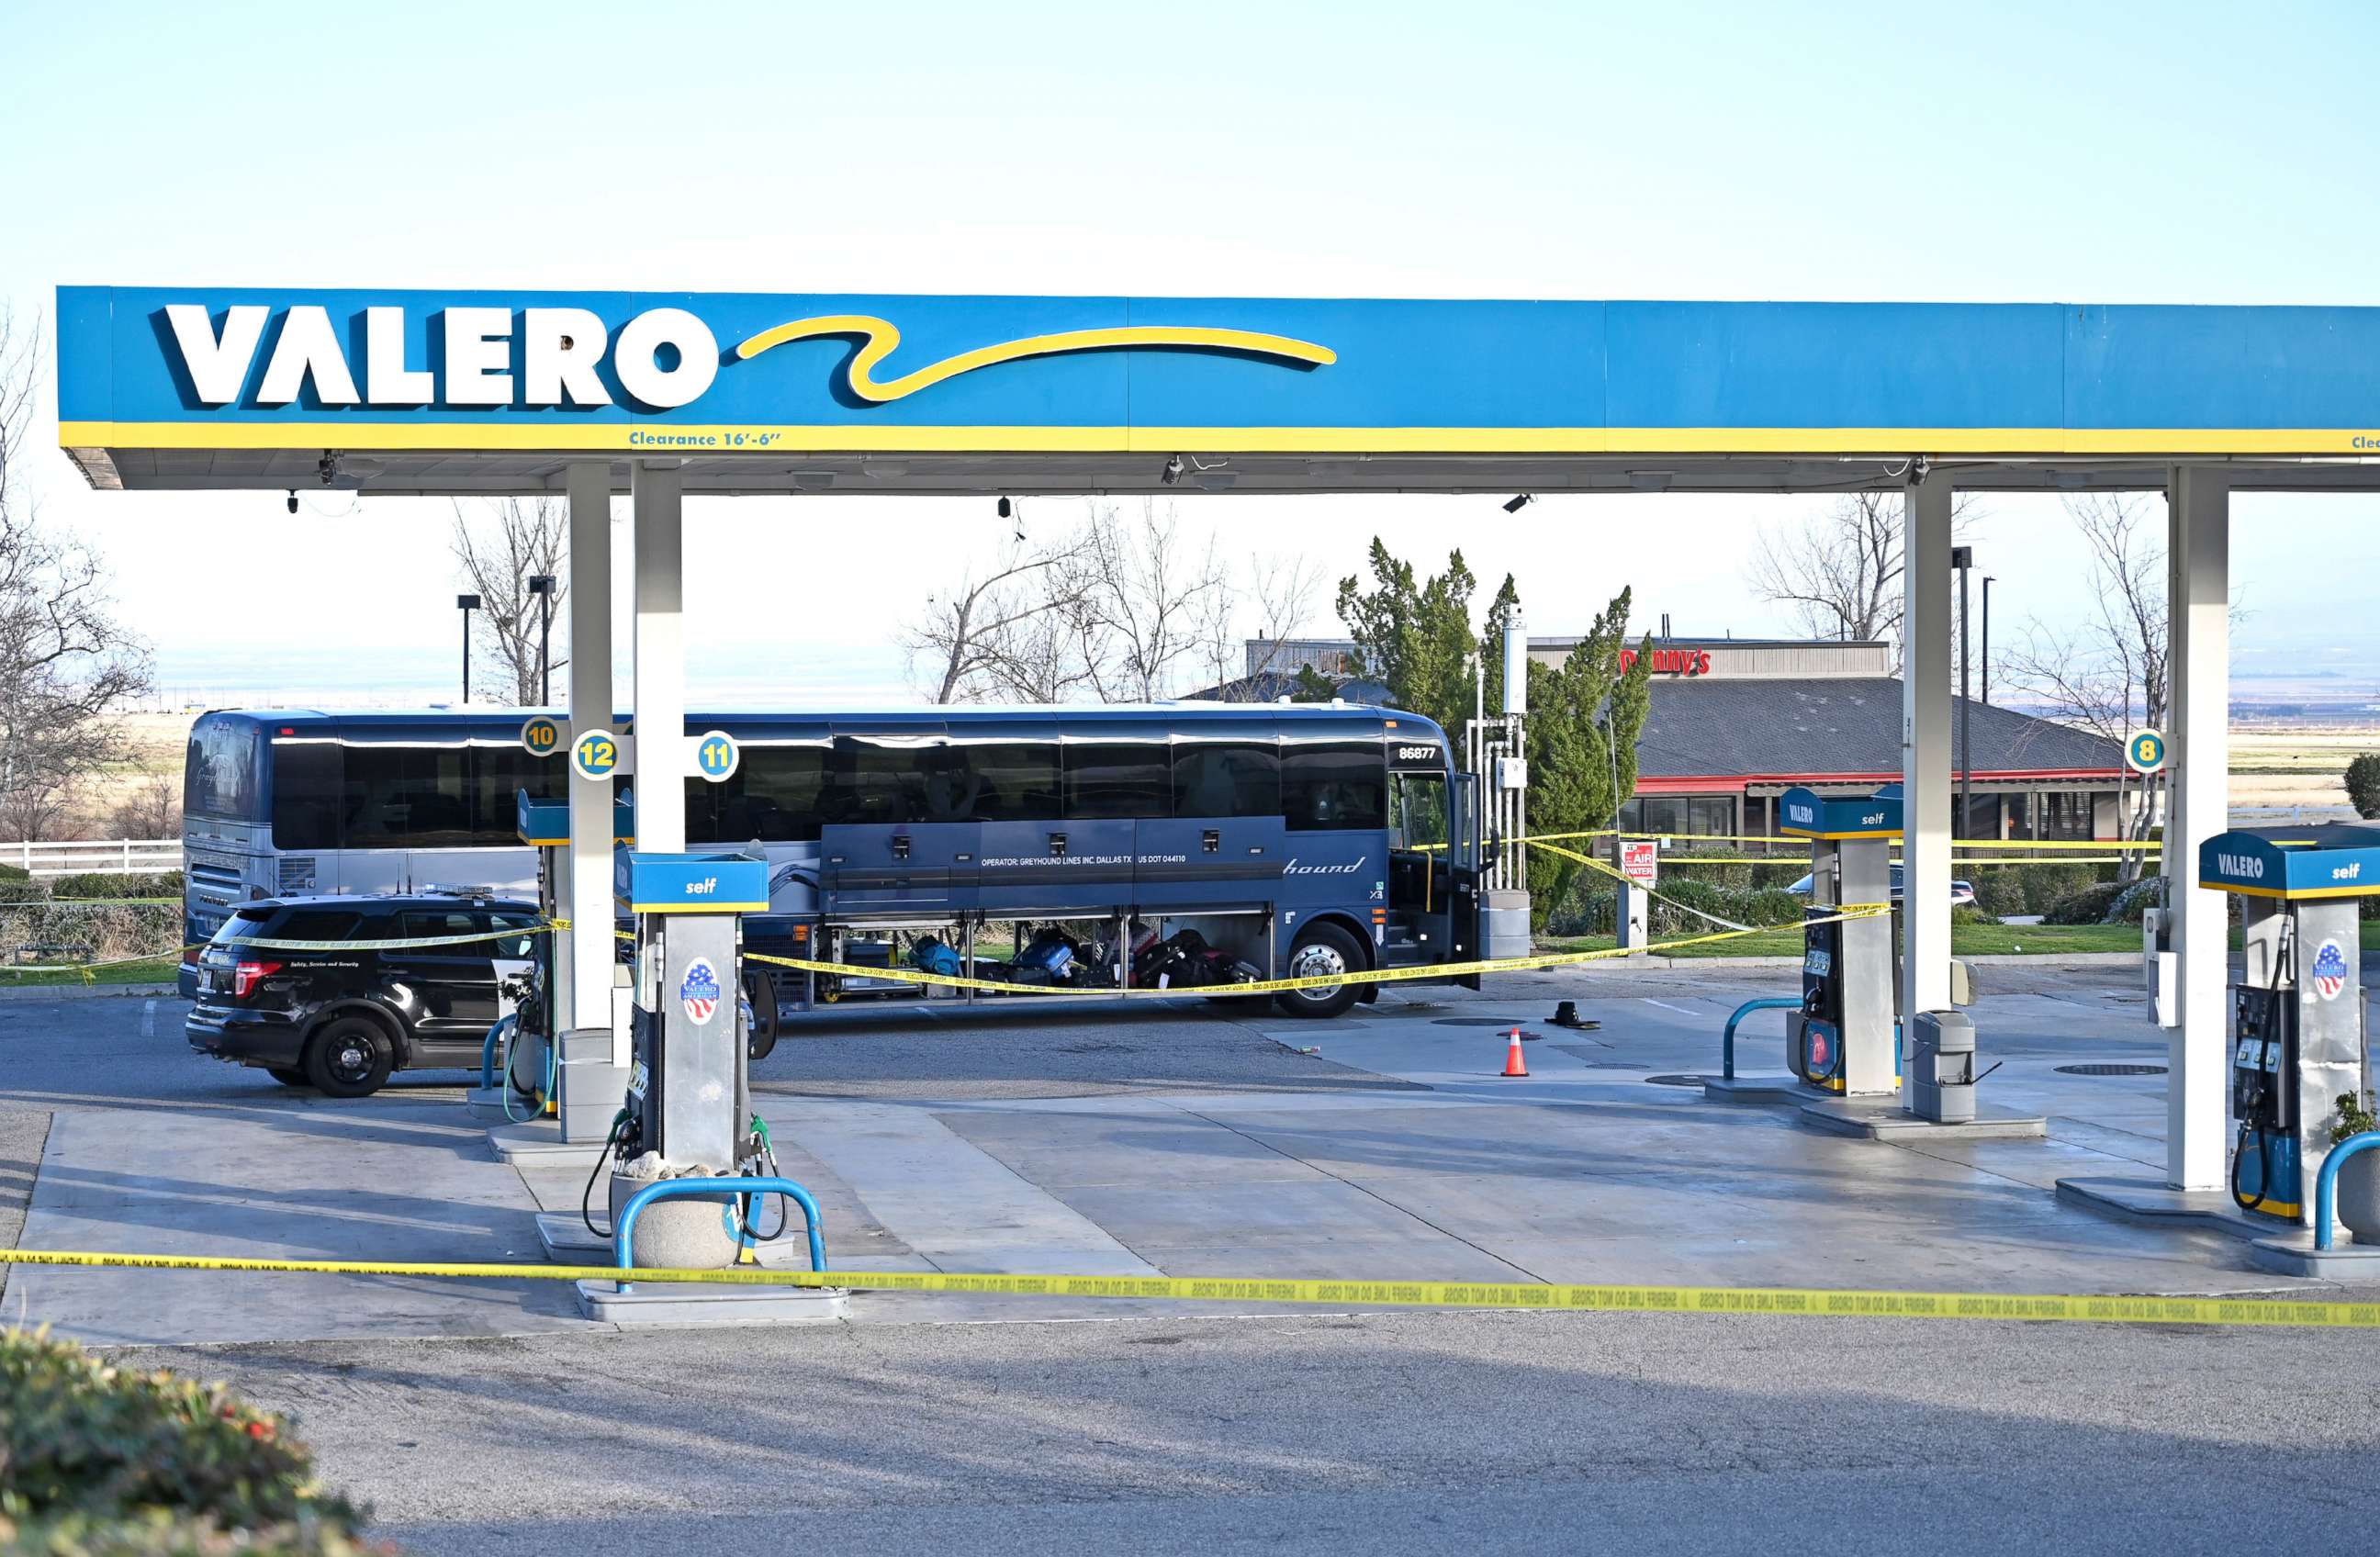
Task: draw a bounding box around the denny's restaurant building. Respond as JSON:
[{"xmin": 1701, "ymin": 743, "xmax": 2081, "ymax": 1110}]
[{"xmin": 1533, "ymin": 637, "xmax": 2127, "ymax": 846}]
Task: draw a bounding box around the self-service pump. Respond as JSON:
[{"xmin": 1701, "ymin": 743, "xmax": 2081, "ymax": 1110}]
[
  {"xmin": 615, "ymin": 850, "xmax": 770, "ymax": 1175},
  {"xmin": 2200, "ymin": 823, "xmax": 2379, "ymax": 1224},
  {"xmin": 512, "ymin": 792, "xmax": 635, "ymax": 1141},
  {"xmin": 1778, "ymin": 785, "xmax": 1899, "ymax": 1096}
]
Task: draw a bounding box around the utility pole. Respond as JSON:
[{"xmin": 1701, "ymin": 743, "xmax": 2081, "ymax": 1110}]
[
  {"xmin": 1980, "ymin": 575, "xmax": 1994, "ymax": 706},
  {"xmin": 457, "ymin": 593, "xmax": 480, "ymax": 703}
]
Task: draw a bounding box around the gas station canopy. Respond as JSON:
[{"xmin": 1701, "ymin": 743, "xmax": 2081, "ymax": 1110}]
[{"xmin": 54, "ymin": 287, "xmax": 2380, "ymax": 496}]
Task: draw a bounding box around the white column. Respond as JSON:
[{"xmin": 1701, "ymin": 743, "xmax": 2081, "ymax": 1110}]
[
  {"xmin": 1901, "ymin": 473, "xmax": 1955, "ymax": 1049},
  {"xmin": 631, "ymin": 461, "xmax": 686, "ymax": 855},
  {"xmin": 2166, "ymin": 465, "xmax": 2230, "ymax": 1190},
  {"xmin": 564, "ymin": 461, "xmax": 613, "ymax": 1035}
]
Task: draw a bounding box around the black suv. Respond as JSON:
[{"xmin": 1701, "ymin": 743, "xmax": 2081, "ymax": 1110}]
[{"xmin": 186, "ymin": 894, "xmax": 542, "ymax": 1097}]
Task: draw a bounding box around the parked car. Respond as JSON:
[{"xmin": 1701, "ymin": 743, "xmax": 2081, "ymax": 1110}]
[
  {"xmin": 186, "ymin": 893, "xmax": 540, "ymax": 1097},
  {"xmin": 1785, "ymin": 866, "xmax": 1976, "ymax": 908}
]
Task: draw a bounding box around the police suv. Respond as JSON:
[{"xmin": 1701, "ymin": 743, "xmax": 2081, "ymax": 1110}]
[{"xmin": 185, "ymin": 894, "xmax": 540, "ymax": 1097}]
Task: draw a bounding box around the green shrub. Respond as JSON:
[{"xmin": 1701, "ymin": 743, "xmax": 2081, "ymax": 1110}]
[
  {"xmin": 2347, "ymin": 754, "xmax": 2380, "ymax": 820},
  {"xmin": 2016, "ymin": 862, "xmax": 2094, "ymax": 916},
  {"xmin": 0, "ymin": 1510, "xmax": 384, "ymax": 1555},
  {"xmin": 0, "ymin": 862, "xmax": 28, "ymax": 882},
  {"xmin": 1743, "ymin": 887, "xmax": 1806, "ymax": 926},
  {"xmin": 49, "ymin": 872, "xmax": 183, "ymax": 902},
  {"xmin": 2044, "ymin": 881, "xmax": 2126, "ymax": 925},
  {"xmin": 1949, "ymin": 903, "xmax": 1995, "ymax": 926},
  {"xmin": 1968, "ymin": 868, "xmax": 2024, "ymax": 920},
  {"xmin": 0, "ymin": 1327, "xmax": 364, "ymax": 1538}
]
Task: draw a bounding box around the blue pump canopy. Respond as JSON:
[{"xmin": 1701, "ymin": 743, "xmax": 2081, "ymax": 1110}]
[
  {"xmin": 516, "ymin": 790, "xmax": 637, "ymax": 848},
  {"xmin": 2198, "ymin": 823, "xmax": 2380, "ymax": 901},
  {"xmin": 1778, "ymin": 784, "xmax": 1903, "ymax": 842},
  {"xmin": 613, "ymin": 850, "xmax": 770, "ymax": 915}
]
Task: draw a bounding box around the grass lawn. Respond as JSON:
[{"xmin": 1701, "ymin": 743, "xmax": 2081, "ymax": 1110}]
[{"xmin": 0, "ymin": 954, "xmax": 180, "ymax": 988}]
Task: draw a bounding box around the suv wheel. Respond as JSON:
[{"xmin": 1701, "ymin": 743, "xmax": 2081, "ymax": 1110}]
[
  {"xmin": 265, "ymin": 1067, "xmax": 310, "ymax": 1089},
  {"xmin": 305, "ymin": 1015, "xmax": 395, "ymax": 1098},
  {"xmin": 1274, "ymin": 923, "xmax": 1365, "ymax": 1019}
]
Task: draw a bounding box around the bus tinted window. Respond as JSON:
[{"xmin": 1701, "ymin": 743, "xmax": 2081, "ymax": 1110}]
[
  {"xmin": 185, "ymin": 720, "xmax": 262, "ymax": 821},
  {"xmin": 955, "ymin": 743, "xmax": 1060, "ymax": 823},
  {"xmin": 1064, "ymin": 743, "xmax": 1169, "ymax": 820},
  {"xmin": 1282, "ymin": 739, "xmax": 1386, "ymax": 831},
  {"xmin": 270, "ymin": 744, "xmax": 343, "ymax": 850},
  {"xmin": 695, "ymin": 745, "xmax": 827, "ymax": 843},
  {"xmin": 341, "ymin": 745, "xmax": 562, "ymax": 848},
  {"xmin": 1172, "ymin": 740, "xmax": 1281, "ymax": 818},
  {"xmin": 829, "ymin": 736, "xmax": 931, "ymax": 826}
]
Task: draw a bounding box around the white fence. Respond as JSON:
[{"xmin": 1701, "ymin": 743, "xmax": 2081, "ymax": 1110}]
[{"xmin": 1, "ymin": 838, "xmax": 181, "ymax": 877}]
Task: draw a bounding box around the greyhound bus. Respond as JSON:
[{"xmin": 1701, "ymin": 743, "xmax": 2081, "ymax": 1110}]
[{"xmin": 181, "ymin": 703, "xmax": 1483, "ymax": 1019}]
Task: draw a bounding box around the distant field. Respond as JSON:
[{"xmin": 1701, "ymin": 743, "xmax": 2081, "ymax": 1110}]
[{"xmin": 2227, "ymin": 723, "xmax": 2375, "ymax": 821}]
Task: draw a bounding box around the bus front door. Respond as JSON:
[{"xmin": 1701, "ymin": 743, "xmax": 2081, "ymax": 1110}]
[{"xmin": 1386, "ymin": 768, "xmax": 1455, "ymax": 969}]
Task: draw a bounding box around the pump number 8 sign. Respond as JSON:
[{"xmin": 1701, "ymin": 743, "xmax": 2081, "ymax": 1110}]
[
  {"xmin": 694, "ymin": 729, "xmax": 739, "ymax": 783},
  {"xmin": 2125, "ymin": 729, "xmax": 2166, "ymax": 775}
]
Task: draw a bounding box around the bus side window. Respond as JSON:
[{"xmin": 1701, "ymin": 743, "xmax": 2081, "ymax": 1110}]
[
  {"xmin": 1283, "ymin": 739, "xmax": 1386, "ymax": 831},
  {"xmin": 1063, "ymin": 743, "xmax": 1170, "ymax": 820},
  {"xmin": 270, "ymin": 743, "xmax": 344, "ymax": 849},
  {"xmin": 962, "ymin": 743, "xmax": 1060, "ymax": 823},
  {"xmin": 1172, "ymin": 740, "xmax": 1281, "ymax": 818}
]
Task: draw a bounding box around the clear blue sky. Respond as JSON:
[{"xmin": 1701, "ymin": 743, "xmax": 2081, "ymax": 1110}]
[{"xmin": 5, "ymin": 1, "xmax": 2376, "ymax": 700}]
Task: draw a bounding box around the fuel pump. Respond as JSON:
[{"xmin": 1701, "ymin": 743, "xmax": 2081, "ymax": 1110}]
[
  {"xmin": 2200, "ymin": 823, "xmax": 2379, "ymax": 1225},
  {"xmin": 608, "ymin": 849, "xmax": 771, "ymax": 1269},
  {"xmin": 1778, "ymin": 785, "xmax": 1899, "ymax": 1096},
  {"xmin": 509, "ymin": 792, "xmax": 635, "ymax": 1142}
]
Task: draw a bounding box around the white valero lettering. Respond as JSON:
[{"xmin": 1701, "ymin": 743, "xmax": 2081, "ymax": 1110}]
[
  {"xmin": 2217, "ymin": 853, "xmax": 2265, "ymax": 879},
  {"xmin": 523, "ymin": 307, "xmax": 611, "ymax": 406},
  {"xmin": 164, "ymin": 304, "xmax": 269, "ymax": 404},
  {"xmin": 1285, "ymin": 857, "xmax": 1367, "ymax": 876},
  {"xmin": 254, "ymin": 305, "xmax": 360, "ymax": 405},
  {"xmin": 613, "ymin": 308, "xmax": 718, "ymax": 409},
  {"xmin": 163, "ymin": 302, "xmax": 720, "ymax": 410}
]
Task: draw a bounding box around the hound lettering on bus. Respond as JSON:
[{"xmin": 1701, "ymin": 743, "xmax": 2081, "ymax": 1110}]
[{"xmin": 163, "ymin": 304, "xmax": 721, "ymax": 410}]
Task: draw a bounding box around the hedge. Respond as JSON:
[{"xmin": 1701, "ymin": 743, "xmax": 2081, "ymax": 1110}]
[{"xmin": 0, "ymin": 1327, "xmax": 367, "ymax": 1549}]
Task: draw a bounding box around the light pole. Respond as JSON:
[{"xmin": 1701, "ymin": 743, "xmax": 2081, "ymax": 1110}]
[
  {"xmin": 456, "ymin": 593, "xmax": 480, "ymax": 703},
  {"xmin": 527, "ymin": 574, "xmax": 556, "ymax": 705},
  {"xmin": 1951, "ymin": 546, "xmax": 1973, "ymax": 840},
  {"xmin": 1981, "ymin": 576, "xmax": 1994, "ymax": 705}
]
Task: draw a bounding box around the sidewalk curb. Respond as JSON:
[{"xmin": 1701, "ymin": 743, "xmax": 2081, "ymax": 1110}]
[{"xmin": 0, "ymin": 982, "xmax": 177, "ymax": 1001}]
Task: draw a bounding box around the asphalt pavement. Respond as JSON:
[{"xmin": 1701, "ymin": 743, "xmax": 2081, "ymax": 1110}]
[{"xmin": 125, "ymin": 1304, "xmax": 2380, "ymax": 1556}]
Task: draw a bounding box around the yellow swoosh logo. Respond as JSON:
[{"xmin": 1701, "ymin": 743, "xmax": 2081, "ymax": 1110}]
[{"xmin": 732, "ymin": 314, "xmax": 1336, "ymax": 404}]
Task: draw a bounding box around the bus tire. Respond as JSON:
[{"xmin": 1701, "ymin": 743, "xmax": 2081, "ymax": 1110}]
[
  {"xmin": 744, "ymin": 969, "xmax": 780, "ymax": 1062},
  {"xmin": 304, "ymin": 1015, "xmax": 395, "ymax": 1098},
  {"xmin": 1275, "ymin": 923, "xmax": 1364, "ymax": 1019}
]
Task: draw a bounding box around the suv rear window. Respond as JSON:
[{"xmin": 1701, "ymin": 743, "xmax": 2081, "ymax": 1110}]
[
  {"xmin": 272, "ymin": 910, "xmax": 364, "ymax": 941},
  {"xmin": 209, "ymin": 908, "xmax": 275, "ymax": 946}
]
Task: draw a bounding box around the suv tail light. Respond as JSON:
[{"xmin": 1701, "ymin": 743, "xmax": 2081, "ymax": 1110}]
[{"xmin": 231, "ymin": 960, "xmax": 284, "ymax": 1001}]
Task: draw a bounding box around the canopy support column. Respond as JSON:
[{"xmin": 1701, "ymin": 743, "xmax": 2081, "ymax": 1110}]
[
  {"xmin": 1900, "ymin": 470, "xmax": 1955, "ymax": 1076},
  {"xmin": 632, "ymin": 462, "xmax": 687, "ymax": 854},
  {"xmin": 563, "ymin": 461, "xmax": 612, "ymax": 1040},
  {"xmin": 2165, "ymin": 465, "xmax": 2230, "ymax": 1190}
]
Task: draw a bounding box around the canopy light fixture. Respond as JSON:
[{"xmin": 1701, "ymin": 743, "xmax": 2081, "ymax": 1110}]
[
  {"xmin": 1501, "ymin": 493, "xmax": 1534, "ymax": 513},
  {"xmin": 1162, "ymin": 454, "xmax": 1184, "ymax": 485}
]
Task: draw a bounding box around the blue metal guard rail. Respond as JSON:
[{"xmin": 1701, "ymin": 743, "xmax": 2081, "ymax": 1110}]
[
  {"xmin": 612, "ymin": 1175, "xmax": 828, "ymax": 1293},
  {"xmin": 1722, "ymin": 998, "xmax": 1802, "ymax": 1080},
  {"xmin": 479, "ymin": 1014, "xmax": 514, "ymax": 1092},
  {"xmin": 2316, "ymin": 1131, "xmax": 2380, "ymax": 1251}
]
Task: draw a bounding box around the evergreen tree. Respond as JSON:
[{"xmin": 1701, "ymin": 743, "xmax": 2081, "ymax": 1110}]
[
  {"xmin": 1332, "ymin": 540, "xmax": 1479, "ymax": 733},
  {"xmin": 2347, "ymin": 754, "xmax": 2380, "ymax": 820}
]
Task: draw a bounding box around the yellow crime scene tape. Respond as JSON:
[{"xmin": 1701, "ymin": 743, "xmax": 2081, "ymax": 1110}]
[{"xmin": 0, "ymin": 1249, "xmax": 2367, "ymax": 1329}]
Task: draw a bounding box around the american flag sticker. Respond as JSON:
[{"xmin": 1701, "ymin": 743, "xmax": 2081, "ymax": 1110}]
[
  {"xmin": 679, "ymin": 957, "xmax": 723, "ymax": 1025},
  {"xmin": 2311, "ymin": 939, "xmax": 2350, "ymax": 1003}
]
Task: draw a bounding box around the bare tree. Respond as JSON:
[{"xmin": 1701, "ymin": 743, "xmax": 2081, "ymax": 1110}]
[
  {"xmin": 109, "ymin": 772, "xmax": 184, "ymax": 838},
  {"xmin": 1997, "ymin": 493, "xmax": 2168, "ymax": 879},
  {"xmin": 905, "ymin": 500, "xmax": 1308, "ymax": 705},
  {"xmin": 1195, "ymin": 551, "xmax": 1320, "ymax": 700},
  {"xmin": 0, "ymin": 309, "xmax": 152, "ymax": 841},
  {"xmin": 1748, "ymin": 490, "xmax": 1979, "ymax": 656},
  {"xmin": 451, "ymin": 498, "xmax": 568, "ymax": 704}
]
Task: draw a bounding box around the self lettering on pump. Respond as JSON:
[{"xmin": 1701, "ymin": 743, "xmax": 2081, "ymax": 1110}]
[{"xmin": 685, "ymin": 877, "xmax": 718, "ymax": 896}]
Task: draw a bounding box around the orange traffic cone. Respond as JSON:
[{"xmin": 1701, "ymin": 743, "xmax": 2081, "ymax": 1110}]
[{"xmin": 1500, "ymin": 1025, "xmax": 1529, "ymax": 1078}]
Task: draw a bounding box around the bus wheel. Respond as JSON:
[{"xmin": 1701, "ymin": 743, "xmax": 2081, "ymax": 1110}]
[
  {"xmin": 1276, "ymin": 924, "xmax": 1364, "ymax": 1019},
  {"xmin": 744, "ymin": 969, "xmax": 780, "ymax": 1061},
  {"xmin": 304, "ymin": 1015, "xmax": 394, "ymax": 1098}
]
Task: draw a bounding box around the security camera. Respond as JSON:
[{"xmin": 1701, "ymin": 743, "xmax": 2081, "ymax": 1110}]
[
  {"xmin": 1162, "ymin": 454, "xmax": 1184, "ymax": 486},
  {"xmin": 286, "ymin": 490, "xmax": 299, "ymax": 514}
]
